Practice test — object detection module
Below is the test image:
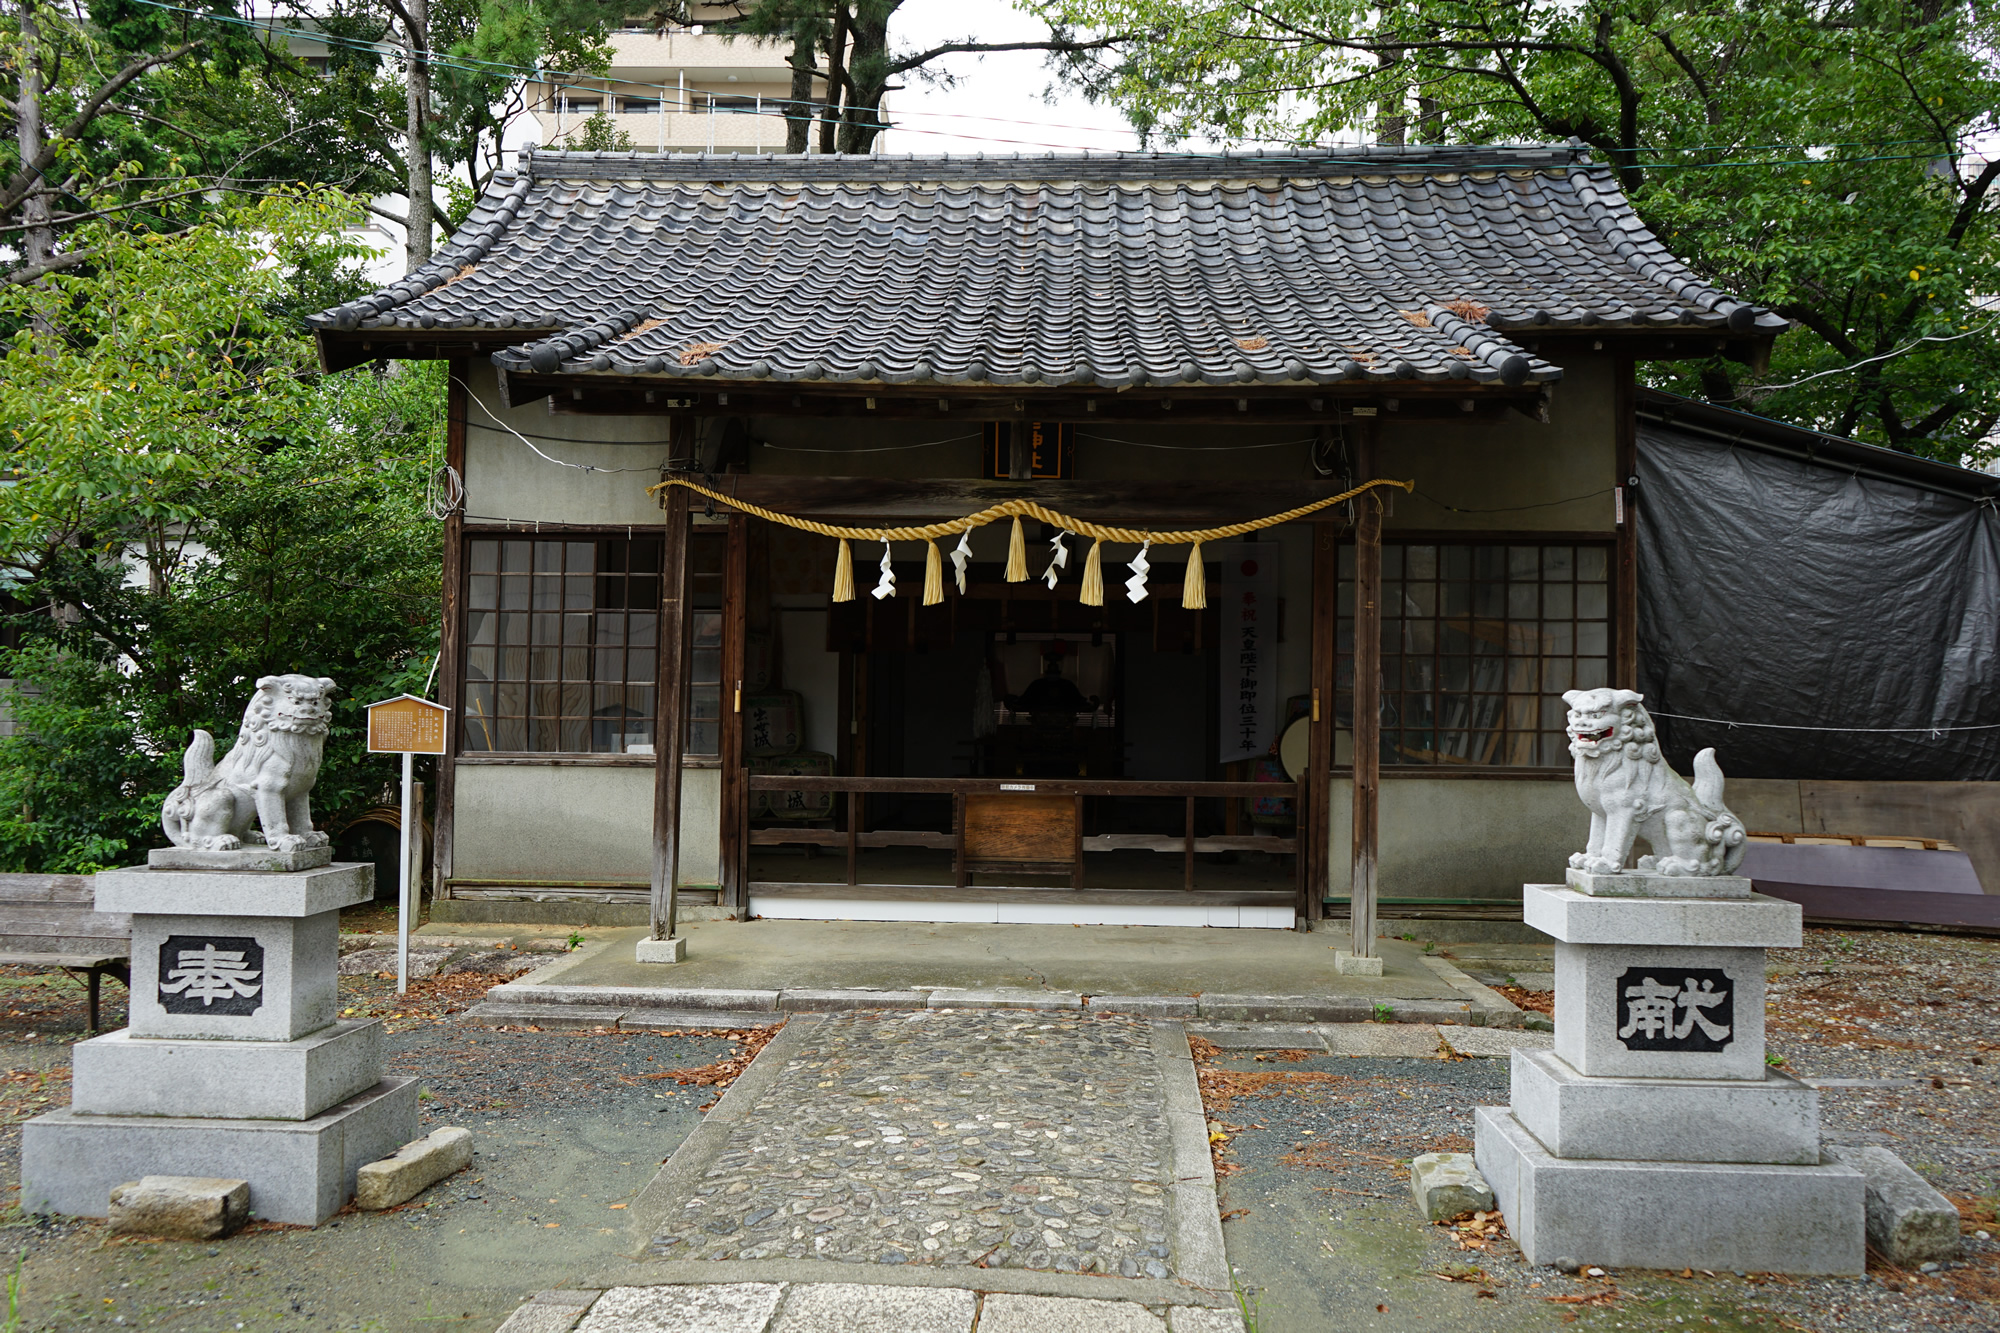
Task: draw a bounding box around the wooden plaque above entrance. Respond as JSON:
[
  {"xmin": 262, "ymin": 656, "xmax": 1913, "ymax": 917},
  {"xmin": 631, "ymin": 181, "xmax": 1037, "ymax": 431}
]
[{"xmin": 690, "ymin": 477, "xmax": 1361, "ymax": 525}]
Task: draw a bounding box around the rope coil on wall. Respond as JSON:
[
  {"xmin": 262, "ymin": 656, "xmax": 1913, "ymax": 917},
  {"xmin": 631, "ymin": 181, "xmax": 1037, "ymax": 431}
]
[{"xmin": 646, "ymin": 475, "xmax": 1414, "ymax": 608}]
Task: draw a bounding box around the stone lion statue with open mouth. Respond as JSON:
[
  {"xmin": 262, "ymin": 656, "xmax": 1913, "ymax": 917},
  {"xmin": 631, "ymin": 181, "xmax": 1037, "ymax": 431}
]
[
  {"xmin": 1563, "ymin": 687, "xmax": 1746, "ymax": 878},
  {"xmin": 161, "ymin": 674, "xmax": 338, "ymax": 854}
]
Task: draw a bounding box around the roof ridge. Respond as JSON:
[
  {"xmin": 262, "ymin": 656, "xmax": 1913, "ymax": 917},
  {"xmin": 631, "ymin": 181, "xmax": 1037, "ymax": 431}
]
[{"xmin": 513, "ymin": 143, "xmax": 1592, "ymax": 183}]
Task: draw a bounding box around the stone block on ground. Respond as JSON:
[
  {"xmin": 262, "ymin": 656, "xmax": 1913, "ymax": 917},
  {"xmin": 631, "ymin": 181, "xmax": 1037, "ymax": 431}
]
[
  {"xmin": 976, "ymin": 1294, "xmax": 1167, "ymax": 1333},
  {"xmin": 1410, "ymin": 1151, "xmax": 1495, "ymax": 1221},
  {"xmin": 108, "ymin": 1175, "xmax": 249, "ymax": 1239},
  {"xmin": 356, "ymin": 1125, "xmax": 474, "ymax": 1210},
  {"xmin": 1333, "ymin": 950, "xmax": 1383, "ymax": 976},
  {"xmin": 634, "ymin": 936, "xmax": 687, "ymax": 964},
  {"xmin": 1511, "ymin": 1048, "xmax": 1820, "ymax": 1165},
  {"xmin": 1167, "ymin": 1309, "xmax": 1248, "ymax": 1332},
  {"xmin": 769, "ymin": 1282, "xmax": 975, "ymax": 1332},
  {"xmin": 1822, "ymin": 1144, "xmax": 1963, "ymax": 1266},
  {"xmin": 495, "ymin": 1290, "xmax": 600, "ymax": 1333},
  {"xmin": 575, "ymin": 1284, "xmax": 784, "ymax": 1333},
  {"xmin": 1321, "ymin": 1023, "xmax": 1441, "ymax": 1057},
  {"xmin": 1475, "ymin": 1105, "xmax": 1866, "ymax": 1274},
  {"xmin": 1186, "ymin": 1023, "xmax": 1327, "ymax": 1052},
  {"xmin": 1437, "ymin": 1025, "xmax": 1554, "ymax": 1059}
]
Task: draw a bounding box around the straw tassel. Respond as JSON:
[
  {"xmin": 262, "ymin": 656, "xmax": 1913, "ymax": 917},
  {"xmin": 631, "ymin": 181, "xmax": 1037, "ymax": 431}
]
[
  {"xmin": 923, "ymin": 540, "xmax": 945, "ymax": 606},
  {"xmin": 832, "ymin": 538, "xmax": 855, "ymax": 602},
  {"xmin": 1181, "ymin": 539, "xmax": 1207, "ymax": 609},
  {"xmin": 1005, "ymin": 515, "xmax": 1028, "ymax": 582},
  {"xmin": 1079, "ymin": 538, "xmax": 1105, "ymax": 607}
]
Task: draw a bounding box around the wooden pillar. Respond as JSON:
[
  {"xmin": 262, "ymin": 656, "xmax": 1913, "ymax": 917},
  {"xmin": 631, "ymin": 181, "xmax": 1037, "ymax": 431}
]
[
  {"xmin": 1614, "ymin": 356, "xmax": 1639, "ymax": 689},
  {"xmin": 650, "ymin": 484, "xmax": 693, "ymax": 940},
  {"xmin": 718, "ymin": 512, "xmax": 750, "ymax": 915},
  {"xmin": 432, "ymin": 360, "xmax": 468, "ymax": 896},
  {"xmin": 1302, "ymin": 521, "xmax": 1338, "ymax": 925},
  {"xmin": 1350, "ymin": 440, "xmax": 1383, "ymax": 959}
]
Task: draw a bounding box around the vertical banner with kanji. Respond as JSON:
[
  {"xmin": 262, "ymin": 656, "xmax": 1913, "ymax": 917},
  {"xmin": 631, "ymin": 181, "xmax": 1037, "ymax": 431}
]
[{"xmin": 1217, "ymin": 544, "xmax": 1280, "ymax": 763}]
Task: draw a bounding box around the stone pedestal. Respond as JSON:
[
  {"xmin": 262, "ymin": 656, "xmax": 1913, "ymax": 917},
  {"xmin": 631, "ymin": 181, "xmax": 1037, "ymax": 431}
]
[
  {"xmin": 21, "ymin": 860, "xmax": 417, "ymax": 1225},
  {"xmin": 1474, "ymin": 869, "xmax": 1867, "ymax": 1275}
]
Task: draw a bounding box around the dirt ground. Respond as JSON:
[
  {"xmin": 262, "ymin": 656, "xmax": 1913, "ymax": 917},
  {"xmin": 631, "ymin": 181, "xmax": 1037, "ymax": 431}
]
[
  {"xmin": 0, "ymin": 951, "xmax": 765, "ymax": 1332},
  {"xmin": 1204, "ymin": 926, "xmax": 2000, "ymax": 1333}
]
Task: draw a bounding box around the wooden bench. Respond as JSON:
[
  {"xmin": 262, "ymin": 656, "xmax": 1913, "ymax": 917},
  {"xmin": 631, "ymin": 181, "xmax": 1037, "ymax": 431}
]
[{"xmin": 0, "ymin": 874, "xmax": 130, "ymax": 1031}]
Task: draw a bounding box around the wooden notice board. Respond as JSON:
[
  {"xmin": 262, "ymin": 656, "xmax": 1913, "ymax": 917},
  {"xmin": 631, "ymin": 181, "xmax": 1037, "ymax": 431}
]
[
  {"xmin": 366, "ymin": 694, "xmax": 449, "ymax": 755},
  {"xmin": 963, "ymin": 792, "xmax": 1077, "ymax": 870}
]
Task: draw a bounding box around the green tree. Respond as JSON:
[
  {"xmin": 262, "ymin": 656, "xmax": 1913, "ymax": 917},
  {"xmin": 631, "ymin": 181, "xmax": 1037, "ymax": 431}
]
[
  {"xmin": 0, "ymin": 190, "xmax": 445, "ymax": 872},
  {"xmin": 1032, "ymin": 0, "xmax": 2000, "ymax": 463}
]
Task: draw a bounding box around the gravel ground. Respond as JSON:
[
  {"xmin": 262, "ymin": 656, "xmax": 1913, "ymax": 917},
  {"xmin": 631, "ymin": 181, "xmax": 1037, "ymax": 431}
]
[
  {"xmin": 0, "ymin": 953, "xmax": 763, "ymax": 1331},
  {"xmin": 1202, "ymin": 926, "xmax": 2000, "ymax": 1333}
]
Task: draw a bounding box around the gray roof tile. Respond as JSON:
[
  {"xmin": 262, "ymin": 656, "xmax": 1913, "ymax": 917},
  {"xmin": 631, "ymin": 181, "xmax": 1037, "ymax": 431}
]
[{"xmin": 311, "ymin": 145, "xmax": 1781, "ymax": 389}]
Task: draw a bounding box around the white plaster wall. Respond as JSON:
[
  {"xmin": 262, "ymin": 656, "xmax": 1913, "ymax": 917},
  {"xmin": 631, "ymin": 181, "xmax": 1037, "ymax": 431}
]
[
  {"xmin": 1379, "ymin": 354, "xmax": 1619, "ymax": 533},
  {"xmin": 776, "ymin": 608, "xmax": 841, "ymax": 757},
  {"xmin": 461, "ymin": 361, "xmax": 672, "ymax": 526},
  {"xmin": 1326, "ymin": 776, "xmax": 1589, "ymax": 900},
  {"xmin": 452, "ymin": 763, "xmax": 720, "ymax": 887}
]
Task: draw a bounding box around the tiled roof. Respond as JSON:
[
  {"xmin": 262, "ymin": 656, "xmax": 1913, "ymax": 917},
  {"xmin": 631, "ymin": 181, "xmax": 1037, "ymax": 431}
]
[{"xmin": 310, "ymin": 146, "xmax": 1782, "ymax": 392}]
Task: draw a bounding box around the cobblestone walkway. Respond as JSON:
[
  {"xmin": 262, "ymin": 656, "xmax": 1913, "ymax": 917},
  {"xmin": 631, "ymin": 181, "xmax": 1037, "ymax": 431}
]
[{"xmin": 648, "ymin": 1011, "xmax": 1183, "ymax": 1278}]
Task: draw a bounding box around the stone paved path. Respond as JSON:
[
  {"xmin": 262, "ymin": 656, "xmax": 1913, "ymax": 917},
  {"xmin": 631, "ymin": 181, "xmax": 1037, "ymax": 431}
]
[
  {"xmin": 492, "ymin": 1009, "xmax": 1240, "ymax": 1332},
  {"xmin": 649, "ymin": 1011, "xmax": 1180, "ymax": 1278}
]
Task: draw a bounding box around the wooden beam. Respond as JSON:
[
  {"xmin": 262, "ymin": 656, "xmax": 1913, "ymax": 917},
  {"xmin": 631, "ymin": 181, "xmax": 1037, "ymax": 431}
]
[
  {"xmin": 1614, "ymin": 356, "xmax": 1639, "ymax": 689},
  {"xmin": 1303, "ymin": 522, "xmax": 1338, "ymax": 924},
  {"xmin": 433, "ymin": 360, "xmax": 468, "ymax": 896},
  {"xmin": 1351, "ymin": 429, "xmax": 1383, "ymax": 960},
  {"xmin": 718, "ymin": 511, "xmax": 750, "ymax": 915},
  {"xmin": 651, "ymin": 486, "xmax": 693, "ymax": 940},
  {"xmin": 678, "ymin": 477, "xmax": 1367, "ymax": 524}
]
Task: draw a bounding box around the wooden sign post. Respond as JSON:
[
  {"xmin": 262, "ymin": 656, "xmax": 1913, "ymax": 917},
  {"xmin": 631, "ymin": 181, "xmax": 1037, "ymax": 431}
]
[{"xmin": 366, "ymin": 695, "xmax": 449, "ymax": 994}]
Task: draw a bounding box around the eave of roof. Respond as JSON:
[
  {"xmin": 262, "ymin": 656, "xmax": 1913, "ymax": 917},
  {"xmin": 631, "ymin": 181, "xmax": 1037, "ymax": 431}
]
[
  {"xmin": 312, "ymin": 145, "xmax": 1784, "ymax": 395},
  {"xmin": 1638, "ymin": 389, "xmax": 2000, "ymax": 501}
]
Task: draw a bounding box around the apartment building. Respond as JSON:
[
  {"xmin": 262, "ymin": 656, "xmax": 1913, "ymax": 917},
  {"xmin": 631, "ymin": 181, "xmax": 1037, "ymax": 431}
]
[{"xmin": 530, "ymin": 14, "xmax": 802, "ymax": 155}]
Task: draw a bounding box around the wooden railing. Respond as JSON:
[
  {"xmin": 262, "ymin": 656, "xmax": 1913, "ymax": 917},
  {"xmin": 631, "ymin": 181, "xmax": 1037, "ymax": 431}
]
[{"xmin": 743, "ymin": 774, "xmax": 1298, "ymax": 892}]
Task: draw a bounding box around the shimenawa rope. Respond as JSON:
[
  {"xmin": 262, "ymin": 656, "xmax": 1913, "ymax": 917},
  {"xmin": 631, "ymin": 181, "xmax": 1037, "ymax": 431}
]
[{"xmin": 645, "ymin": 476, "xmax": 1413, "ymax": 608}]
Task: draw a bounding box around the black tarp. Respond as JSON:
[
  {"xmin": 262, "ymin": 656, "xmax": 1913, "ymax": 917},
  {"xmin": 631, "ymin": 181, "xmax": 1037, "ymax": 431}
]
[{"xmin": 1636, "ymin": 419, "xmax": 2000, "ymax": 781}]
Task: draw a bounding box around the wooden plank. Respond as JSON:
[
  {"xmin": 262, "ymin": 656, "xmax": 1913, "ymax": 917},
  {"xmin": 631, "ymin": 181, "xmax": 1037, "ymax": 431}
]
[
  {"xmin": 1073, "ymin": 796, "xmax": 1085, "ymax": 891},
  {"xmin": 1351, "ymin": 428, "xmax": 1383, "ymax": 959},
  {"xmin": 650, "ymin": 483, "xmax": 693, "ymax": 940},
  {"xmin": 746, "ymin": 883, "xmax": 1295, "ymax": 907},
  {"xmin": 699, "ymin": 477, "xmax": 1367, "ymax": 524},
  {"xmin": 436, "ymin": 359, "xmax": 468, "ymax": 893},
  {"xmin": 1303, "ymin": 522, "xmax": 1337, "ymax": 922},
  {"xmin": 0, "ymin": 875, "xmax": 93, "ymax": 902},
  {"xmin": 954, "ymin": 792, "xmax": 968, "ymax": 890},
  {"xmin": 1082, "ymin": 834, "xmax": 1297, "ymax": 854},
  {"xmin": 1184, "ymin": 796, "xmax": 1196, "ymax": 892},
  {"xmin": 846, "ymin": 791, "xmax": 860, "ymax": 887},
  {"xmin": 746, "ymin": 776, "xmax": 1292, "ymax": 798},
  {"xmin": 963, "ymin": 793, "xmax": 1078, "ymax": 865},
  {"xmin": 1614, "ymin": 355, "xmax": 1639, "ymax": 689},
  {"xmin": 718, "ymin": 511, "xmax": 750, "ymax": 914},
  {"xmin": 0, "ymin": 952, "xmax": 126, "ymax": 967}
]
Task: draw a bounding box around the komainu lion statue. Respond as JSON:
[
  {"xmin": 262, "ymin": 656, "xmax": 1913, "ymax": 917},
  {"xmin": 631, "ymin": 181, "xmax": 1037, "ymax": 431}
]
[
  {"xmin": 1564, "ymin": 687, "xmax": 1746, "ymax": 877},
  {"xmin": 161, "ymin": 675, "xmax": 338, "ymax": 854}
]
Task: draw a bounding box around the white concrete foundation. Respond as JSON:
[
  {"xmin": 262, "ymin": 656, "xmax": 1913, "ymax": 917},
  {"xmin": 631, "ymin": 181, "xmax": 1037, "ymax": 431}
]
[
  {"xmin": 1474, "ymin": 1106, "xmax": 1865, "ymax": 1274},
  {"xmin": 636, "ymin": 936, "xmax": 688, "ymax": 963},
  {"xmin": 1510, "ymin": 1048, "xmax": 1821, "ymax": 1165},
  {"xmin": 22, "ymin": 1078, "xmax": 418, "ymax": 1225},
  {"xmin": 71, "ymin": 1020, "xmax": 384, "ymax": 1121}
]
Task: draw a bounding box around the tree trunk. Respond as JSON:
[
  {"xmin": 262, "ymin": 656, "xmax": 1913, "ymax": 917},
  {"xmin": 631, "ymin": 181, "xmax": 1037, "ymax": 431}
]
[
  {"xmin": 838, "ymin": 4, "xmax": 891, "ymax": 154},
  {"xmin": 403, "ymin": 0, "xmax": 434, "ymax": 272},
  {"xmin": 17, "ymin": 0, "xmax": 52, "ymax": 331},
  {"xmin": 784, "ymin": 27, "xmax": 816, "ymax": 154},
  {"xmin": 819, "ymin": 4, "xmax": 849, "ymax": 156}
]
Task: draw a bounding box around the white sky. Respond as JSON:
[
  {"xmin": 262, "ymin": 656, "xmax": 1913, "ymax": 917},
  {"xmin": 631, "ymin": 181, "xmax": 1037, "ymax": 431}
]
[{"xmin": 876, "ymin": 0, "xmax": 1141, "ymax": 155}]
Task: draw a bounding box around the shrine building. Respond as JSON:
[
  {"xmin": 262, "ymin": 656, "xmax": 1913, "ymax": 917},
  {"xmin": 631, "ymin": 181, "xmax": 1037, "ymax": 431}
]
[{"xmin": 309, "ymin": 144, "xmax": 1802, "ymax": 940}]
